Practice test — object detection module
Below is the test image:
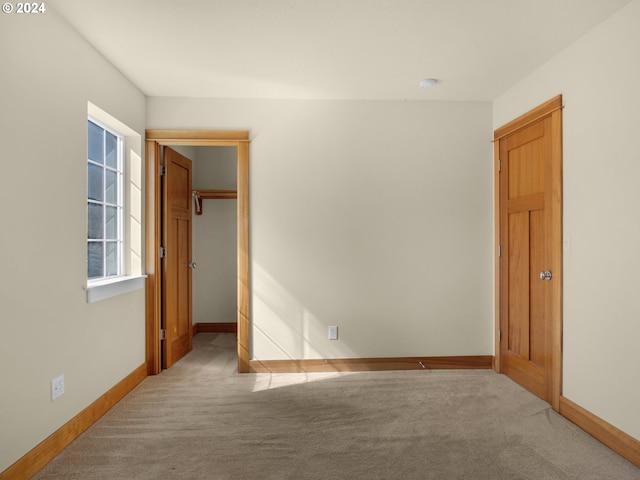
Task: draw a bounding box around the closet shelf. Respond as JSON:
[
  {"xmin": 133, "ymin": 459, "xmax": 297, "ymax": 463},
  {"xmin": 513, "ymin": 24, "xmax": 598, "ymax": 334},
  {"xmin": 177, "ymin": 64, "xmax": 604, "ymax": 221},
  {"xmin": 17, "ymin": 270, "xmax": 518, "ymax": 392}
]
[{"xmin": 193, "ymin": 189, "xmax": 237, "ymax": 215}]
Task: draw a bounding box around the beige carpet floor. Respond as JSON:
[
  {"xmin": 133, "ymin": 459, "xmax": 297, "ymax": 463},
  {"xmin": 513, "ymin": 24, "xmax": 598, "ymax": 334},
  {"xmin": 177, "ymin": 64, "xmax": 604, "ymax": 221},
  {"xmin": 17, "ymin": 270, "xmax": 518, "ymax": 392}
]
[{"xmin": 33, "ymin": 333, "xmax": 640, "ymax": 480}]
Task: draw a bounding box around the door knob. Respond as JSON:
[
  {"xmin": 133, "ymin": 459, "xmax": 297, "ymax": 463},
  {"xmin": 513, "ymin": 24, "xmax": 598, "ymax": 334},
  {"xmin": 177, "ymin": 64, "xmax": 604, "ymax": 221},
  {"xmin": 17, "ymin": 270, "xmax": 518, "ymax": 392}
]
[
  {"xmin": 539, "ymin": 270, "xmax": 552, "ymax": 281},
  {"xmin": 188, "ymin": 262, "xmax": 197, "ymax": 269}
]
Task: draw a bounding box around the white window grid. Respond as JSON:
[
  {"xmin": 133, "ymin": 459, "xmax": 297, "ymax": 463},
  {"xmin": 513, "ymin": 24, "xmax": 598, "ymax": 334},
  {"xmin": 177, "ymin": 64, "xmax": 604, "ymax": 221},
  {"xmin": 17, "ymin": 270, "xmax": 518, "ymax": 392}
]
[{"xmin": 87, "ymin": 119, "xmax": 125, "ymax": 281}]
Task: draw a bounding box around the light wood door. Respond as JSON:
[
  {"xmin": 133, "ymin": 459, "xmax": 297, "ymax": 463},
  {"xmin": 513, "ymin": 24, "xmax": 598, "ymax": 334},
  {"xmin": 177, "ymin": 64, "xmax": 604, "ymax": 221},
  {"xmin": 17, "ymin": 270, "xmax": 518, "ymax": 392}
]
[
  {"xmin": 162, "ymin": 147, "xmax": 193, "ymax": 369},
  {"xmin": 496, "ymin": 96, "xmax": 562, "ymax": 406}
]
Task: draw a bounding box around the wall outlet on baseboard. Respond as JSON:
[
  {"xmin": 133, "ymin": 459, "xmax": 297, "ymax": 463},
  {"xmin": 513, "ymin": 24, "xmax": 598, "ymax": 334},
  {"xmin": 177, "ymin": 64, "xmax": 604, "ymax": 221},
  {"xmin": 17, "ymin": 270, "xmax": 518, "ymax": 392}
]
[
  {"xmin": 51, "ymin": 374, "xmax": 64, "ymax": 401},
  {"xmin": 328, "ymin": 326, "xmax": 338, "ymax": 340}
]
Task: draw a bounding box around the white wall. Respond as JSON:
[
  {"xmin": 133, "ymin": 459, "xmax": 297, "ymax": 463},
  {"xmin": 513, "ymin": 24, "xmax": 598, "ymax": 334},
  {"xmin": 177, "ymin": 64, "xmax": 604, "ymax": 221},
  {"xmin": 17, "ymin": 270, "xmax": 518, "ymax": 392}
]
[
  {"xmin": 493, "ymin": 0, "xmax": 640, "ymax": 441},
  {"xmin": 192, "ymin": 147, "xmax": 238, "ymax": 325},
  {"xmin": 0, "ymin": 9, "xmax": 146, "ymax": 472},
  {"xmin": 148, "ymin": 98, "xmax": 493, "ymax": 361},
  {"xmin": 170, "ymin": 145, "xmax": 198, "ymax": 161}
]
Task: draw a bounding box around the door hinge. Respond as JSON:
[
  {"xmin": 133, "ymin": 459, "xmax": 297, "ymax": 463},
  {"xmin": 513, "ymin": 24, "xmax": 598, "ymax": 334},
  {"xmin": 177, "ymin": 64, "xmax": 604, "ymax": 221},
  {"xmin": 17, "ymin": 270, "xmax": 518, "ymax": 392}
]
[
  {"xmin": 498, "ymin": 160, "xmax": 502, "ymax": 172},
  {"xmin": 498, "ymin": 245, "xmax": 502, "ymax": 257},
  {"xmin": 498, "ymin": 330, "xmax": 502, "ymax": 342},
  {"xmin": 160, "ymin": 246, "xmax": 167, "ymax": 258},
  {"xmin": 160, "ymin": 329, "xmax": 166, "ymax": 341},
  {"xmin": 160, "ymin": 165, "xmax": 167, "ymax": 176}
]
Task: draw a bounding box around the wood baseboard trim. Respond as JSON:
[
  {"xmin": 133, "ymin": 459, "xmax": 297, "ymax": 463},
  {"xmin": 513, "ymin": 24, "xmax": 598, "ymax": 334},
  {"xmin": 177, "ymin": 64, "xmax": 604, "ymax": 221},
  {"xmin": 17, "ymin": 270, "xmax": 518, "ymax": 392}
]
[
  {"xmin": 0, "ymin": 362, "xmax": 147, "ymax": 480},
  {"xmin": 193, "ymin": 322, "xmax": 237, "ymax": 335},
  {"xmin": 250, "ymin": 355, "xmax": 493, "ymax": 373},
  {"xmin": 559, "ymin": 395, "xmax": 640, "ymax": 468}
]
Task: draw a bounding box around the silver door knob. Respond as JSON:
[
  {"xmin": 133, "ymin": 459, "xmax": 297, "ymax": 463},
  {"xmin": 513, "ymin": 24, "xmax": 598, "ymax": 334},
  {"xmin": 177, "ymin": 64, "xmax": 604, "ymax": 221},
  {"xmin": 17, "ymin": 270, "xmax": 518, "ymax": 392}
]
[
  {"xmin": 539, "ymin": 270, "xmax": 552, "ymax": 281},
  {"xmin": 188, "ymin": 262, "xmax": 197, "ymax": 269}
]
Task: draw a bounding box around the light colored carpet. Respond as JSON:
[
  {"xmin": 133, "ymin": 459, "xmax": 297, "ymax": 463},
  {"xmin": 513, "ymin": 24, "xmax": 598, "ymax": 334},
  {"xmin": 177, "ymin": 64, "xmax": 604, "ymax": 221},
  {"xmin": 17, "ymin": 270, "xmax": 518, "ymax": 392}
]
[{"xmin": 34, "ymin": 333, "xmax": 640, "ymax": 480}]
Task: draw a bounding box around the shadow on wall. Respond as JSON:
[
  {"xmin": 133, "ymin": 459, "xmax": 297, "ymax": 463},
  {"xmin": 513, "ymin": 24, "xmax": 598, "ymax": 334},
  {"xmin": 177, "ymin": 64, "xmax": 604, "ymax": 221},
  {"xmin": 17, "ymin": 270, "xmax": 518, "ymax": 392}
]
[
  {"xmin": 252, "ymin": 262, "xmax": 357, "ymax": 361},
  {"xmin": 129, "ymin": 149, "xmax": 143, "ymax": 273}
]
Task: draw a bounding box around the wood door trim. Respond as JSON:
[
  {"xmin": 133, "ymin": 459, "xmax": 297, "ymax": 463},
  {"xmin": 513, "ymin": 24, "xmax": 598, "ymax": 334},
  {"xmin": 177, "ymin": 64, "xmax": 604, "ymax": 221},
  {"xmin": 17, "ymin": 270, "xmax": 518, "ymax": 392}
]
[
  {"xmin": 236, "ymin": 141, "xmax": 251, "ymax": 373},
  {"xmin": 145, "ymin": 140, "xmax": 162, "ymax": 374},
  {"xmin": 146, "ymin": 129, "xmax": 250, "ymax": 141},
  {"xmin": 494, "ymin": 96, "xmax": 563, "ymax": 411},
  {"xmin": 145, "ymin": 130, "xmax": 251, "ymax": 374},
  {"xmin": 494, "ymin": 96, "xmax": 563, "ymax": 141}
]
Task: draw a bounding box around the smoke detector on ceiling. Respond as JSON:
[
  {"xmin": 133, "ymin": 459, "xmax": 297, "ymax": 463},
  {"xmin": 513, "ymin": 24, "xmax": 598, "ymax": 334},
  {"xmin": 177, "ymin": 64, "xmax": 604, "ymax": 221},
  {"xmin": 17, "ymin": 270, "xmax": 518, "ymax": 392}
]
[{"xmin": 419, "ymin": 78, "xmax": 438, "ymax": 88}]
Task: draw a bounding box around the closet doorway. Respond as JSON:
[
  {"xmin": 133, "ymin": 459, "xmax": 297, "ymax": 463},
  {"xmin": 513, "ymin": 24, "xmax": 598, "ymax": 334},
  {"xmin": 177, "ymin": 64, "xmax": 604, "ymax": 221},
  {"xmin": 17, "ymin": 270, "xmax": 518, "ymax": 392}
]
[{"xmin": 145, "ymin": 130, "xmax": 250, "ymax": 374}]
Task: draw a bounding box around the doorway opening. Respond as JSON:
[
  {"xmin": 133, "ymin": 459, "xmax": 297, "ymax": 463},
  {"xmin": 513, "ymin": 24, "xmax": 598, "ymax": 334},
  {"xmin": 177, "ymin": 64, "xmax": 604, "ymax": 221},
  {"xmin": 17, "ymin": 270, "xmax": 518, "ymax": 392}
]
[{"xmin": 145, "ymin": 130, "xmax": 250, "ymax": 374}]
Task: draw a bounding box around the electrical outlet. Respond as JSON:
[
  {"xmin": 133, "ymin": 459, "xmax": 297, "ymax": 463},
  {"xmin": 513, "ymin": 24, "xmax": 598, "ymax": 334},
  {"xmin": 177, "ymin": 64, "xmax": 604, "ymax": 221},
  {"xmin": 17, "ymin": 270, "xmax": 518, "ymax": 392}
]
[
  {"xmin": 328, "ymin": 326, "xmax": 338, "ymax": 340},
  {"xmin": 51, "ymin": 375, "xmax": 64, "ymax": 401}
]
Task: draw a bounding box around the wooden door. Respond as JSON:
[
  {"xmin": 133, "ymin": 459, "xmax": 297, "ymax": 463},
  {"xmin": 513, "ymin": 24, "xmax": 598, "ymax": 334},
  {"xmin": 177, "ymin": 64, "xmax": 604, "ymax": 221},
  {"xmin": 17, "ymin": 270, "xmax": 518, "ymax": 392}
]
[
  {"xmin": 496, "ymin": 96, "xmax": 562, "ymax": 407},
  {"xmin": 162, "ymin": 147, "xmax": 193, "ymax": 368}
]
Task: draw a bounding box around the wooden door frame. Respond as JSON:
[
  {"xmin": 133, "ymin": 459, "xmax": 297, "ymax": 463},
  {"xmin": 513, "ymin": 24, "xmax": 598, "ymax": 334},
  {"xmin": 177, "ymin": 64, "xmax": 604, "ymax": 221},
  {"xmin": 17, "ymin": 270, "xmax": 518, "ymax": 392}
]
[
  {"xmin": 145, "ymin": 130, "xmax": 251, "ymax": 374},
  {"xmin": 493, "ymin": 96, "xmax": 563, "ymax": 411}
]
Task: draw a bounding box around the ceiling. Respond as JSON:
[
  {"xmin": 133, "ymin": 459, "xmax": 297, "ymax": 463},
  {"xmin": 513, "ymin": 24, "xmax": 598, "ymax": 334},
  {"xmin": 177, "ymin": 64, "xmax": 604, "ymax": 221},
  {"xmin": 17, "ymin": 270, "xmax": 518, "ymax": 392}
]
[{"xmin": 49, "ymin": 0, "xmax": 631, "ymax": 101}]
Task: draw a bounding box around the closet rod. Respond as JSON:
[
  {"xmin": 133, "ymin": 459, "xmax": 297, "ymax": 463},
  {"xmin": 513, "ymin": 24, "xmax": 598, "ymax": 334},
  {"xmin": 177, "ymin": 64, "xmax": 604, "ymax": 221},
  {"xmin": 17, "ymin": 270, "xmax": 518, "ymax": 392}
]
[{"xmin": 193, "ymin": 189, "xmax": 238, "ymax": 215}]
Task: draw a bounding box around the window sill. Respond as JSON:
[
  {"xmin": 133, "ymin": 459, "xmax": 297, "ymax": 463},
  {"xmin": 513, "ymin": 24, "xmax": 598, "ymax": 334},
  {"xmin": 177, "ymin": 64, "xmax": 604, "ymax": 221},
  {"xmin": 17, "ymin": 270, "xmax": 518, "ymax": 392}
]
[{"xmin": 85, "ymin": 275, "xmax": 147, "ymax": 303}]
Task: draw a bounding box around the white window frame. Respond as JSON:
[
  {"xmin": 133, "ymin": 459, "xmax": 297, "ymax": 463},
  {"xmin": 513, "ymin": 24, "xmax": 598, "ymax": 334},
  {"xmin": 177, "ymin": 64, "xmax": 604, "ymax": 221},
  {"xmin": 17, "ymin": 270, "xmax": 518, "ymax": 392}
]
[{"xmin": 87, "ymin": 118, "xmax": 125, "ymax": 281}]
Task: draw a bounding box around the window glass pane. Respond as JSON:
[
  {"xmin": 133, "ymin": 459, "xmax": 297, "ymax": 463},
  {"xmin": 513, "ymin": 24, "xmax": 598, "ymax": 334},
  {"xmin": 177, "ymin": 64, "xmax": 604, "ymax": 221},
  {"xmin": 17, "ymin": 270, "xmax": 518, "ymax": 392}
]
[
  {"xmin": 106, "ymin": 242, "xmax": 118, "ymax": 276},
  {"xmin": 88, "ymin": 242, "xmax": 104, "ymax": 279},
  {"xmin": 105, "ymin": 170, "xmax": 117, "ymax": 204},
  {"xmin": 105, "ymin": 206, "xmax": 118, "ymax": 239},
  {"xmin": 88, "ymin": 121, "xmax": 104, "ymax": 164},
  {"xmin": 88, "ymin": 203, "xmax": 103, "ymax": 239},
  {"xmin": 88, "ymin": 163, "xmax": 104, "ymax": 201},
  {"xmin": 105, "ymin": 131, "xmax": 118, "ymax": 169}
]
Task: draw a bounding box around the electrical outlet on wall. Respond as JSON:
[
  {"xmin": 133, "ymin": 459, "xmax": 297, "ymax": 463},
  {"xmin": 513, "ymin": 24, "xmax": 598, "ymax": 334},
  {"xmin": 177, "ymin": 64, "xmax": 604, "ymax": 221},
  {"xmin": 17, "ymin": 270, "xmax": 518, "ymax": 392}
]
[
  {"xmin": 51, "ymin": 375, "xmax": 64, "ymax": 401},
  {"xmin": 328, "ymin": 326, "xmax": 338, "ymax": 340}
]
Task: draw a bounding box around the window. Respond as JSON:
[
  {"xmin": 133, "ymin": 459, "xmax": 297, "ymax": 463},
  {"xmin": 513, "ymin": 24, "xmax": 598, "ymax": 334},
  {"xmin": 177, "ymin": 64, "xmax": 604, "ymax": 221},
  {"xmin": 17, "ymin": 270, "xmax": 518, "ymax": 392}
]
[
  {"xmin": 84, "ymin": 102, "xmax": 144, "ymax": 303},
  {"xmin": 87, "ymin": 120, "xmax": 124, "ymax": 280}
]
